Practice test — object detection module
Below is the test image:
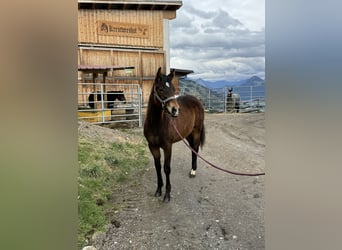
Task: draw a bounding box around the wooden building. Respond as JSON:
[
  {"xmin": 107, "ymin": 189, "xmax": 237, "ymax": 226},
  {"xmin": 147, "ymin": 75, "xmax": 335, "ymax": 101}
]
[{"xmin": 78, "ymin": 0, "xmax": 183, "ymax": 104}]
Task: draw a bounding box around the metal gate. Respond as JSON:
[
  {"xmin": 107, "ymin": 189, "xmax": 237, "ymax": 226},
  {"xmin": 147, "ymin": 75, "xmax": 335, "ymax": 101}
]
[
  {"xmin": 78, "ymin": 83, "xmax": 142, "ymax": 127},
  {"xmin": 179, "ymin": 85, "xmax": 265, "ymax": 113}
]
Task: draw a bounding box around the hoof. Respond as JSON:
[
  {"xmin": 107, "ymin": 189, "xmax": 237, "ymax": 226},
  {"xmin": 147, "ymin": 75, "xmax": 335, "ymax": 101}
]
[
  {"xmin": 189, "ymin": 169, "xmax": 196, "ymax": 178},
  {"xmin": 155, "ymin": 188, "xmax": 162, "ymax": 197},
  {"xmin": 163, "ymin": 193, "xmax": 170, "ymax": 203}
]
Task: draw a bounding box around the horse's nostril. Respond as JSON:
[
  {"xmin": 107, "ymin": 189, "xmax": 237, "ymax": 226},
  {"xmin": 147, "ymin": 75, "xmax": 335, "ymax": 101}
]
[{"xmin": 171, "ymin": 107, "xmax": 179, "ymax": 116}]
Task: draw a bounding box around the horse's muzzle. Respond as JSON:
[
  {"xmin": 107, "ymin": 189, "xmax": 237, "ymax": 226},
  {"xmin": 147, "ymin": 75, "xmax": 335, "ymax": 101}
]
[
  {"xmin": 171, "ymin": 107, "xmax": 179, "ymax": 117},
  {"xmin": 166, "ymin": 99, "xmax": 179, "ymax": 117}
]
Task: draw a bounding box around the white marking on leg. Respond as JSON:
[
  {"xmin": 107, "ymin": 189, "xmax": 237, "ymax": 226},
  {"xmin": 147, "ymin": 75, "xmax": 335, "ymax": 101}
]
[{"xmin": 190, "ymin": 169, "xmax": 196, "ymax": 176}]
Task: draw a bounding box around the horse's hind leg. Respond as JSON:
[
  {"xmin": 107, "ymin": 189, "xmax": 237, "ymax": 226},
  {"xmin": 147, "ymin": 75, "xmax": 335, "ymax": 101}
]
[
  {"xmin": 187, "ymin": 134, "xmax": 200, "ymax": 178},
  {"xmin": 148, "ymin": 144, "xmax": 163, "ymax": 197},
  {"xmin": 235, "ymin": 103, "xmax": 240, "ymax": 113}
]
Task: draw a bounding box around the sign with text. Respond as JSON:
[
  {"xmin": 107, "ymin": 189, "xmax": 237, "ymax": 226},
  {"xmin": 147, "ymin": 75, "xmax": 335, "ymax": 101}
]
[{"xmin": 98, "ymin": 21, "xmax": 149, "ymax": 38}]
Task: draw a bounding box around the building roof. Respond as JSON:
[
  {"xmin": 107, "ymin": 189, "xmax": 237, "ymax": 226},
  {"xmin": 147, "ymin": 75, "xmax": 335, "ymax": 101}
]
[
  {"xmin": 78, "ymin": 0, "xmax": 182, "ymax": 11},
  {"xmin": 172, "ymin": 68, "xmax": 194, "ymax": 77}
]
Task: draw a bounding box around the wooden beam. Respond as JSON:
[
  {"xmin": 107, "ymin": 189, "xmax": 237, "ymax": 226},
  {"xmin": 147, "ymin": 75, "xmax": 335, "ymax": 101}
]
[{"xmin": 163, "ymin": 11, "xmax": 177, "ymax": 19}]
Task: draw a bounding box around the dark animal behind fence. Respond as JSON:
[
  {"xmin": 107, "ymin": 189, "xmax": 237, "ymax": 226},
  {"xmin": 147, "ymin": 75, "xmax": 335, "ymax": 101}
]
[
  {"xmin": 88, "ymin": 91, "xmax": 100, "ymax": 109},
  {"xmin": 107, "ymin": 91, "xmax": 126, "ymax": 108},
  {"xmin": 143, "ymin": 67, "xmax": 205, "ymax": 202},
  {"xmin": 226, "ymin": 87, "xmax": 240, "ymax": 113},
  {"xmin": 88, "ymin": 91, "xmax": 126, "ymax": 109}
]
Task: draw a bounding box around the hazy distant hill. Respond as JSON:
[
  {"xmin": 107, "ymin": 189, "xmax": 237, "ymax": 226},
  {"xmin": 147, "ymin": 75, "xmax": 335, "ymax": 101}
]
[
  {"xmin": 191, "ymin": 76, "xmax": 264, "ymax": 89},
  {"xmin": 178, "ymin": 78, "xmax": 225, "ymax": 111},
  {"xmin": 178, "ymin": 78, "xmax": 211, "ymax": 101},
  {"xmin": 240, "ymin": 76, "xmax": 265, "ymax": 87}
]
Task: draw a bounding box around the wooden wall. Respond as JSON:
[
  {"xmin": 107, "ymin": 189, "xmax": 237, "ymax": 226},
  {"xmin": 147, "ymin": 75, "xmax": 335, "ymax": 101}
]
[
  {"xmin": 78, "ymin": 48, "xmax": 166, "ymax": 104},
  {"xmin": 78, "ymin": 9, "xmax": 164, "ymax": 48},
  {"xmin": 78, "ymin": 8, "xmax": 180, "ymax": 105}
]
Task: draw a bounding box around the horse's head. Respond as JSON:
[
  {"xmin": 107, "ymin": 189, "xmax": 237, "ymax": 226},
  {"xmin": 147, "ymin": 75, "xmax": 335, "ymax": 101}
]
[
  {"xmin": 116, "ymin": 91, "xmax": 126, "ymax": 104},
  {"xmin": 154, "ymin": 67, "xmax": 179, "ymax": 117},
  {"xmin": 227, "ymin": 87, "xmax": 233, "ymax": 97}
]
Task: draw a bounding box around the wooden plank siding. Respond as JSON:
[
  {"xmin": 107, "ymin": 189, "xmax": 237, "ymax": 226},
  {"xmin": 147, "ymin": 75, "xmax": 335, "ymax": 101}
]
[
  {"xmin": 78, "ymin": 2, "xmax": 182, "ymax": 106},
  {"xmin": 78, "ymin": 47, "xmax": 169, "ymax": 104},
  {"xmin": 78, "ymin": 9, "xmax": 164, "ymax": 48}
]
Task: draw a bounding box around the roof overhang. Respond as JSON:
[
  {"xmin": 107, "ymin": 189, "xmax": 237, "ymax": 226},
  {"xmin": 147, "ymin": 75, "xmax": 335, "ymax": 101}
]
[
  {"xmin": 172, "ymin": 68, "xmax": 194, "ymax": 77},
  {"xmin": 78, "ymin": 0, "xmax": 182, "ymax": 11}
]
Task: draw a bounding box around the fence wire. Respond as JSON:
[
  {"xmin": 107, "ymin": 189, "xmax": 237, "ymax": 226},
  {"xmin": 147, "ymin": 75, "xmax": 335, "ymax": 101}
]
[
  {"xmin": 179, "ymin": 85, "xmax": 265, "ymax": 113},
  {"xmin": 78, "ymin": 83, "xmax": 142, "ymax": 126}
]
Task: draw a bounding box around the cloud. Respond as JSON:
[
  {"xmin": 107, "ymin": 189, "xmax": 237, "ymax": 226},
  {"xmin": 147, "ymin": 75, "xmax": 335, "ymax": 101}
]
[
  {"xmin": 211, "ymin": 9, "xmax": 243, "ymax": 29},
  {"xmin": 169, "ymin": 1, "xmax": 265, "ymax": 81},
  {"xmin": 182, "ymin": 5, "xmax": 216, "ymax": 19}
]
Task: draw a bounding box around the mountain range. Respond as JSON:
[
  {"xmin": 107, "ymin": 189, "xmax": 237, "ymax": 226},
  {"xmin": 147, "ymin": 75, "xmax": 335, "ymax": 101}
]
[{"xmin": 190, "ymin": 75, "xmax": 265, "ymax": 89}]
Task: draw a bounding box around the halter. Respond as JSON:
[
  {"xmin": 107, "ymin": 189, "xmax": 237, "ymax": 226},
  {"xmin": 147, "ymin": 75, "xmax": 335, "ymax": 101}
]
[{"xmin": 154, "ymin": 85, "xmax": 179, "ymax": 108}]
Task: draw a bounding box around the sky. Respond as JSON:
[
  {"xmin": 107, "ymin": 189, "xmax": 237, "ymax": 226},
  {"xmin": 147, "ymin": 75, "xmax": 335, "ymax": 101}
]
[{"xmin": 169, "ymin": 0, "xmax": 265, "ymax": 82}]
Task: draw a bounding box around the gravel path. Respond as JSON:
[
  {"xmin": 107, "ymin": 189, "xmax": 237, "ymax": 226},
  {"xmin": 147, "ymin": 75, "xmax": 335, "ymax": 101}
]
[{"xmin": 93, "ymin": 113, "xmax": 265, "ymax": 250}]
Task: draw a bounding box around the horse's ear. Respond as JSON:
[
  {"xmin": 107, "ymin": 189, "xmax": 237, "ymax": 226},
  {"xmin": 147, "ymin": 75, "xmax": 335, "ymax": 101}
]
[
  {"xmin": 156, "ymin": 67, "xmax": 162, "ymax": 79},
  {"xmin": 168, "ymin": 69, "xmax": 175, "ymax": 80},
  {"xmin": 155, "ymin": 67, "xmax": 162, "ymax": 84}
]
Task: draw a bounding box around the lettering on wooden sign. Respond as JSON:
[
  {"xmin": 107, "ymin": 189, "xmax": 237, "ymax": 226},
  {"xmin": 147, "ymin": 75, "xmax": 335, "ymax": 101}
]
[{"xmin": 98, "ymin": 21, "xmax": 149, "ymax": 38}]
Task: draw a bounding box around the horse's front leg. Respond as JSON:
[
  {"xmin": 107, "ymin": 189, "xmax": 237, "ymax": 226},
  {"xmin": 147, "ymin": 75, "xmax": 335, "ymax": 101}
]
[
  {"xmin": 163, "ymin": 144, "xmax": 172, "ymax": 202},
  {"xmin": 149, "ymin": 144, "xmax": 163, "ymax": 197}
]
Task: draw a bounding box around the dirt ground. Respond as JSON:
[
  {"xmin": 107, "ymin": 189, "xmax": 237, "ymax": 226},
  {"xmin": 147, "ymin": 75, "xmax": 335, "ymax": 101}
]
[{"xmin": 92, "ymin": 113, "xmax": 265, "ymax": 250}]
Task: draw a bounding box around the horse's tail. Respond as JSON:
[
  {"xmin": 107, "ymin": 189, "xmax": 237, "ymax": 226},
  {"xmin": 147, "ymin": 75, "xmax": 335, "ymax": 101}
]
[{"xmin": 200, "ymin": 125, "xmax": 206, "ymax": 149}]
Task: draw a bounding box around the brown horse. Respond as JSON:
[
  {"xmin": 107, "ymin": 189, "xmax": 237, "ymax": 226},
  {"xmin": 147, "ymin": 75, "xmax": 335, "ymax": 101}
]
[{"xmin": 143, "ymin": 67, "xmax": 205, "ymax": 202}]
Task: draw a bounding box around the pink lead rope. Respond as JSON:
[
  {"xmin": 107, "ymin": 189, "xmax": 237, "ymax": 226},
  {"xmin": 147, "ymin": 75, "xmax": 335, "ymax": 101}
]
[{"xmin": 171, "ymin": 120, "xmax": 266, "ymax": 177}]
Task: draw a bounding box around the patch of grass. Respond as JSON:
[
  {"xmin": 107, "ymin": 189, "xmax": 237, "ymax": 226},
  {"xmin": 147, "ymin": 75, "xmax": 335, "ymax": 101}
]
[{"xmin": 78, "ymin": 135, "xmax": 148, "ymax": 248}]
